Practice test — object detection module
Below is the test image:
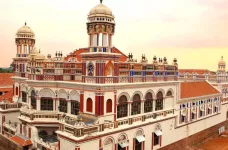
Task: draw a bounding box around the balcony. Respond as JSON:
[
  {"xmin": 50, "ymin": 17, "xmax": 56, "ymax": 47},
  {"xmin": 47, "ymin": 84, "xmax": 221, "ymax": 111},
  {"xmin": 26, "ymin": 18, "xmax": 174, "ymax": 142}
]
[{"xmin": 58, "ymin": 108, "xmax": 175, "ymax": 138}]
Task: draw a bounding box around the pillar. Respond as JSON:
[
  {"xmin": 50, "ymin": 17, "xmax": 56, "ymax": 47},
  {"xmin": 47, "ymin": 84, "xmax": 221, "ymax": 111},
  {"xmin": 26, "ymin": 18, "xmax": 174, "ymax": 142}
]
[
  {"xmin": 67, "ymin": 100, "xmax": 71, "ymax": 114},
  {"xmin": 114, "ymin": 92, "xmax": 117, "ymax": 121},
  {"xmin": 37, "ymin": 97, "xmax": 41, "ymax": 111},
  {"xmin": 95, "ymin": 94, "xmax": 104, "ymax": 116},
  {"xmin": 80, "ymin": 91, "xmax": 84, "ymax": 113}
]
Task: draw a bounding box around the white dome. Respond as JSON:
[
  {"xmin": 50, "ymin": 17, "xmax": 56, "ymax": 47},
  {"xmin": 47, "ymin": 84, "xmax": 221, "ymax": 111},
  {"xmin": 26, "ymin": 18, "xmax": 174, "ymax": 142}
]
[
  {"xmin": 16, "ymin": 23, "xmax": 35, "ymax": 37},
  {"xmin": 219, "ymin": 56, "xmax": 226, "ymax": 65},
  {"xmin": 89, "ymin": 3, "xmax": 113, "ymax": 17}
]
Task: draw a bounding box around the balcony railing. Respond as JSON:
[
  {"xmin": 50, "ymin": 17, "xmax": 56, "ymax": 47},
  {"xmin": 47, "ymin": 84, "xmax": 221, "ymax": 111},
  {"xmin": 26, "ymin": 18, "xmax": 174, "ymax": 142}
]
[
  {"xmin": 84, "ymin": 75, "xmax": 177, "ymax": 84},
  {"xmin": 60, "ymin": 108, "xmax": 174, "ymax": 137}
]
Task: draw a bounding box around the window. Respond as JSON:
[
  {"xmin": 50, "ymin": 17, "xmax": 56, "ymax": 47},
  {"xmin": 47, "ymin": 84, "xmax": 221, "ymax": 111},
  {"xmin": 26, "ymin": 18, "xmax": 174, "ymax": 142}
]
[
  {"xmin": 144, "ymin": 92, "xmax": 153, "ymax": 113},
  {"xmin": 86, "ymin": 98, "xmax": 93, "ymax": 112},
  {"xmin": 214, "ymin": 106, "xmax": 218, "ymax": 113},
  {"xmin": 131, "ymin": 94, "xmax": 141, "ymax": 115},
  {"xmin": 181, "ymin": 115, "xmax": 186, "ymax": 123},
  {"xmin": 31, "ymin": 90, "xmax": 36, "ymax": 109},
  {"xmin": 106, "ymin": 99, "xmax": 112, "ymax": 113},
  {"xmin": 192, "ymin": 113, "xmax": 195, "ymax": 120},
  {"xmin": 71, "ymin": 101, "xmax": 80, "ymax": 115},
  {"xmin": 155, "ymin": 92, "xmax": 163, "ymax": 111},
  {"xmin": 117, "ymin": 95, "xmax": 128, "ymax": 118},
  {"xmin": 166, "ymin": 91, "xmax": 172, "ymax": 97},
  {"xmin": 200, "ymin": 110, "xmax": 204, "ymax": 117},
  {"xmin": 207, "ymin": 108, "xmax": 211, "ymax": 115},
  {"xmin": 154, "ymin": 133, "xmax": 160, "ymax": 146},
  {"xmin": 135, "ymin": 139, "xmax": 142, "ymax": 150},
  {"xmin": 22, "ymin": 91, "xmax": 27, "ymax": 103},
  {"xmin": 41, "ymin": 98, "xmax": 53, "ymax": 111},
  {"xmin": 0, "ymin": 92, "xmax": 2, "ymax": 96},
  {"xmin": 59, "ymin": 99, "xmax": 67, "ymax": 113}
]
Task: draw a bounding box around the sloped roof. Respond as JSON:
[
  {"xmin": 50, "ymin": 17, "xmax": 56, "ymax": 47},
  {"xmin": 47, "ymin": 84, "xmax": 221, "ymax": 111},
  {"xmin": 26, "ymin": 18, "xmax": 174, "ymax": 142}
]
[
  {"xmin": 0, "ymin": 89, "xmax": 13, "ymax": 103},
  {"xmin": 0, "ymin": 73, "xmax": 14, "ymax": 86},
  {"xmin": 65, "ymin": 47, "xmax": 128, "ymax": 62},
  {"xmin": 10, "ymin": 134, "xmax": 32, "ymax": 147},
  {"xmin": 179, "ymin": 69, "xmax": 215, "ymax": 75},
  {"xmin": 180, "ymin": 81, "xmax": 220, "ymax": 99},
  {"xmin": 0, "ymin": 88, "xmax": 12, "ymax": 92}
]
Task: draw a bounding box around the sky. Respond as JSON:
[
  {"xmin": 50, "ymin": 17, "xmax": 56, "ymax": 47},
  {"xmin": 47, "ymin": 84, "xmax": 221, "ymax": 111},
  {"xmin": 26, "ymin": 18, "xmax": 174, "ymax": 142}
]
[{"xmin": 0, "ymin": 0, "xmax": 228, "ymax": 71}]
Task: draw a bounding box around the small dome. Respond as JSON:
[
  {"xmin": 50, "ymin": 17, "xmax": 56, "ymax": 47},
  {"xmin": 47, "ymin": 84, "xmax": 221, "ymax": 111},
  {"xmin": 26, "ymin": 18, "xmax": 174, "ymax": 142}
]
[
  {"xmin": 89, "ymin": 3, "xmax": 113, "ymax": 17},
  {"xmin": 219, "ymin": 56, "xmax": 226, "ymax": 65},
  {"xmin": 30, "ymin": 47, "xmax": 39, "ymax": 55},
  {"xmin": 16, "ymin": 22, "xmax": 35, "ymax": 38}
]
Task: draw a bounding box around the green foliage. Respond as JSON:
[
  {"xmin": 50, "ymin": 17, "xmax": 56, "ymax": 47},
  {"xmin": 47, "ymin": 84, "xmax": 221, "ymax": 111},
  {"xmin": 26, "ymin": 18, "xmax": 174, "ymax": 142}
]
[{"xmin": 0, "ymin": 67, "xmax": 13, "ymax": 73}]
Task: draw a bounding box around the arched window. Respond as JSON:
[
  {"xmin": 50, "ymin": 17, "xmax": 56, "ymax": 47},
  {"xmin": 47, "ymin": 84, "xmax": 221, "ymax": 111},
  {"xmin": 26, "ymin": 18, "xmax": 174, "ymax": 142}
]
[
  {"xmin": 166, "ymin": 91, "xmax": 172, "ymax": 97},
  {"xmin": 131, "ymin": 94, "xmax": 141, "ymax": 115},
  {"xmin": 22, "ymin": 91, "xmax": 27, "ymax": 103},
  {"xmin": 86, "ymin": 98, "xmax": 93, "ymax": 112},
  {"xmin": 144, "ymin": 92, "xmax": 153, "ymax": 113},
  {"xmin": 31, "ymin": 90, "xmax": 36, "ymax": 109},
  {"xmin": 16, "ymin": 87, "xmax": 19, "ymax": 96},
  {"xmin": 155, "ymin": 92, "xmax": 163, "ymax": 111},
  {"xmin": 59, "ymin": 98, "xmax": 67, "ymax": 113},
  {"xmin": 71, "ymin": 100, "xmax": 80, "ymax": 115},
  {"xmin": 106, "ymin": 99, "xmax": 112, "ymax": 113},
  {"xmin": 41, "ymin": 97, "xmax": 53, "ymax": 111},
  {"xmin": 117, "ymin": 95, "xmax": 128, "ymax": 118}
]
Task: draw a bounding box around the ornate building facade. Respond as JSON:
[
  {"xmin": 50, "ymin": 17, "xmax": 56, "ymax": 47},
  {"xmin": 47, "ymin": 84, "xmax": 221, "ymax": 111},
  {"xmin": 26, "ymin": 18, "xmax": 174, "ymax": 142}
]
[{"xmin": 1, "ymin": 1, "xmax": 228, "ymax": 150}]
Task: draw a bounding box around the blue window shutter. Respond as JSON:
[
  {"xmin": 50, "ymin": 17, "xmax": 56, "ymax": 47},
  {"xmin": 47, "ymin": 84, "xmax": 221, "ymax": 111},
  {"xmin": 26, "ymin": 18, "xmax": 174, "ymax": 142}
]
[
  {"xmin": 94, "ymin": 47, "xmax": 97, "ymax": 52},
  {"xmin": 103, "ymin": 48, "xmax": 106, "ymax": 52}
]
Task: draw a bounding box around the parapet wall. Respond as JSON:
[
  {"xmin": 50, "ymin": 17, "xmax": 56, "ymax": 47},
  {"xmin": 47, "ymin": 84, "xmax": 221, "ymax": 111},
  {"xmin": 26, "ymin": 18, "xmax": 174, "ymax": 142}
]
[{"xmin": 159, "ymin": 120, "xmax": 228, "ymax": 150}]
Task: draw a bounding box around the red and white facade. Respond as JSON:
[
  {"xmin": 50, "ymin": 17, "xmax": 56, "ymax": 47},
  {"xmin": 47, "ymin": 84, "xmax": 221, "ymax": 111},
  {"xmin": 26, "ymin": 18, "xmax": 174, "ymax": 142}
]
[{"xmin": 2, "ymin": 1, "xmax": 227, "ymax": 150}]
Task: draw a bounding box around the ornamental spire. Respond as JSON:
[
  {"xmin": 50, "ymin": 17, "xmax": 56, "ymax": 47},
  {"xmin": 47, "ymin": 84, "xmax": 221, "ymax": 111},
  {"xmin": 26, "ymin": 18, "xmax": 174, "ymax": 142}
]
[
  {"xmin": 25, "ymin": 22, "xmax": 27, "ymax": 26},
  {"xmin": 100, "ymin": 0, "xmax": 103, "ymax": 4}
]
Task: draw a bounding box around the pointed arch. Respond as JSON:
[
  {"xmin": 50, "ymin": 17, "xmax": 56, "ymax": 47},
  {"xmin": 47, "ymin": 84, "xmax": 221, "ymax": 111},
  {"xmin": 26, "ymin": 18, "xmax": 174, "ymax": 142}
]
[
  {"xmin": 39, "ymin": 88, "xmax": 55, "ymax": 98},
  {"xmin": 58, "ymin": 89, "xmax": 68, "ymax": 99},
  {"xmin": 166, "ymin": 88, "xmax": 174, "ymax": 97},
  {"xmin": 117, "ymin": 92, "xmax": 130, "ymax": 103},
  {"xmin": 131, "ymin": 91, "xmax": 143, "ymax": 101},
  {"xmin": 70, "ymin": 90, "xmax": 80, "ymax": 101},
  {"xmin": 144, "ymin": 89, "xmax": 155, "ymax": 100}
]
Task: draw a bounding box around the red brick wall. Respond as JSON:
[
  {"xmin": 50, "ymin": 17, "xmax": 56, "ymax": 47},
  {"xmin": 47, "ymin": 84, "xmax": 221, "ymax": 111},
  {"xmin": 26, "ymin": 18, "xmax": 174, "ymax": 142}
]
[{"xmin": 159, "ymin": 120, "xmax": 228, "ymax": 150}]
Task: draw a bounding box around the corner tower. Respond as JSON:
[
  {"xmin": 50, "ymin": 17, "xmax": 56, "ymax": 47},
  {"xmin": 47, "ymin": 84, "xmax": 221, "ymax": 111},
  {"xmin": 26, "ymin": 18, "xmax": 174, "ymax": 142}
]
[
  {"xmin": 87, "ymin": 0, "xmax": 115, "ymax": 52},
  {"xmin": 218, "ymin": 56, "xmax": 226, "ymax": 74},
  {"xmin": 13, "ymin": 22, "xmax": 35, "ymax": 78}
]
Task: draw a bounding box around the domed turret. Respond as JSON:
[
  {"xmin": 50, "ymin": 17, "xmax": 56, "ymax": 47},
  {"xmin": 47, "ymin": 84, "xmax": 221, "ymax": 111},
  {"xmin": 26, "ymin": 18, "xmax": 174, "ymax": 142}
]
[
  {"xmin": 15, "ymin": 22, "xmax": 36, "ymax": 57},
  {"xmin": 218, "ymin": 56, "xmax": 226, "ymax": 74},
  {"xmin": 87, "ymin": 0, "xmax": 115, "ymax": 53},
  {"xmin": 16, "ymin": 22, "xmax": 35, "ymax": 39},
  {"xmin": 89, "ymin": 2, "xmax": 113, "ymax": 17}
]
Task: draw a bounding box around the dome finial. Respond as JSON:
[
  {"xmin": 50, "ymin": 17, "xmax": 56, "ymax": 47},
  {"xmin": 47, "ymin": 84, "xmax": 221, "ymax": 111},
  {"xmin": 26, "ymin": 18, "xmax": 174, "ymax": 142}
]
[
  {"xmin": 25, "ymin": 22, "xmax": 27, "ymax": 26},
  {"xmin": 100, "ymin": 0, "xmax": 103, "ymax": 4}
]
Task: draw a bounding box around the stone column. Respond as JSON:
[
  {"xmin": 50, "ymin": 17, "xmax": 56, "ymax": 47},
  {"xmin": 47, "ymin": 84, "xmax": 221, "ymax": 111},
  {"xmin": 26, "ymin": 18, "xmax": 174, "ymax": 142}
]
[
  {"xmin": 67, "ymin": 100, "xmax": 71, "ymax": 114},
  {"xmin": 37, "ymin": 97, "xmax": 41, "ymax": 111}
]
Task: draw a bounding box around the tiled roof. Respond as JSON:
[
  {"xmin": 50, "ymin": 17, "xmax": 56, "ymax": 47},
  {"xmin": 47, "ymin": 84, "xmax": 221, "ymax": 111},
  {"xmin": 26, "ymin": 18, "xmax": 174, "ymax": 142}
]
[
  {"xmin": 0, "ymin": 89, "xmax": 13, "ymax": 103},
  {"xmin": 180, "ymin": 81, "xmax": 220, "ymax": 99},
  {"xmin": 10, "ymin": 134, "xmax": 32, "ymax": 147},
  {"xmin": 0, "ymin": 73, "xmax": 14, "ymax": 86},
  {"xmin": 0, "ymin": 88, "xmax": 12, "ymax": 92},
  {"xmin": 65, "ymin": 47, "xmax": 128, "ymax": 62},
  {"xmin": 112, "ymin": 47, "xmax": 128, "ymax": 62},
  {"xmin": 179, "ymin": 69, "xmax": 215, "ymax": 75}
]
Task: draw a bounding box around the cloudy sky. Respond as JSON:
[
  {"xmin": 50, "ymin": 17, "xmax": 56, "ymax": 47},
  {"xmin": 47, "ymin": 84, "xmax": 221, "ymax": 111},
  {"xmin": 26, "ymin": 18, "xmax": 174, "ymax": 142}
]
[{"xmin": 0, "ymin": 0, "xmax": 227, "ymax": 71}]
